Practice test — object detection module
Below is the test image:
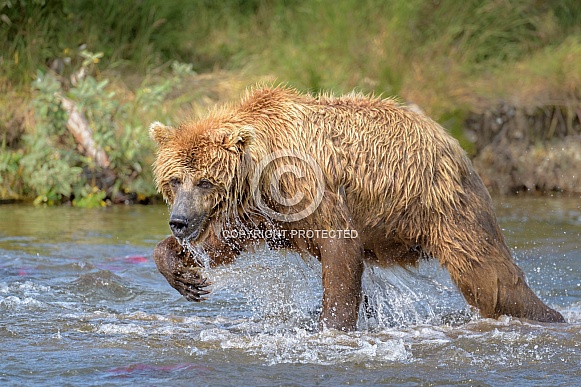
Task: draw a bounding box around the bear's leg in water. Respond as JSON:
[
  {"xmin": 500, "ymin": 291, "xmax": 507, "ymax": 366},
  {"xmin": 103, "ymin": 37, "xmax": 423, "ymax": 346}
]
[
  {"xmin": 445, "ymin": 247, "xmax": 565, "ymax": 323},
  {"xmin": 435, "ymin": 183, "xmax": 565, "ymax": 323},
  {"xmin": 317, "ymin": 235, "xmax": 365, "ymax": 331}
]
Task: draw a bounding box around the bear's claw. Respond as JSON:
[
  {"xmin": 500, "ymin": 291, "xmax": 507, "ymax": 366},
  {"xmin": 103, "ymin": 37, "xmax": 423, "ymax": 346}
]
[
  {"xmin": 173, "ymin": 268, "xmax": 212, "ymax": 302},
  {"xmin": 153, "ymin": 236, "xmax": 212, "ymax": 302}
]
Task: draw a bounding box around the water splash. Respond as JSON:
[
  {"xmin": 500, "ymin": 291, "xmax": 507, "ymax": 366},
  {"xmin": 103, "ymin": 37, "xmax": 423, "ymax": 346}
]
[
  {"xmin": 198, "ymin": 326, "xmax": 411, "ymax": 365},
  {"xmin": 204, "ymin": 248, "xmax": 472, "ymax": 331},
  {"xmin": 359, "ymin": 261, "xmax": 473, "ymax": 329}
]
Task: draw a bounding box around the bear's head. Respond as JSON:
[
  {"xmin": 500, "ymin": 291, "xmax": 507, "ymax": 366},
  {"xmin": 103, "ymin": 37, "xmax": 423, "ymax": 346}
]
[{"xmin": 150, "ymin": 121, "xmax": 254, "ymax": 243}]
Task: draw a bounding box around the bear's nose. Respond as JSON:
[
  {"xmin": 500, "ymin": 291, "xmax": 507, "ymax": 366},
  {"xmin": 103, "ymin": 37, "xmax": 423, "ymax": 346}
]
[{"xmin": 169, "ymin": 215, "xmax": 189, "ymax": 239}]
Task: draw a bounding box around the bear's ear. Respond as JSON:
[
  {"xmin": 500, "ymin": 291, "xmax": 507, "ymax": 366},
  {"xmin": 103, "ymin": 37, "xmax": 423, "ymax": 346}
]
[
  {"xmin": 149, "ymin": 121, "xmax": 174, "ymax": 146},
  {"xmin": 222, "ymin": 125, "xmax": 255, "ymax": 152}
]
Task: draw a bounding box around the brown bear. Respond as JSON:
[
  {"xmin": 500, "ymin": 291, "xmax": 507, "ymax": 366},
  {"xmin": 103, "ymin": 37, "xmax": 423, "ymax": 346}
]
[{"xmin": 150, "ymin": 86, "xmax": 564, "ymax": 331}]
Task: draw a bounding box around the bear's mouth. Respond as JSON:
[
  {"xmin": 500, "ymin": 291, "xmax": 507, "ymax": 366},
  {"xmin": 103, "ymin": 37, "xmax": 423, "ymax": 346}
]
[
  {"xmin": 174, "ymin": 225, "xmax": 204, "ymax": 250},
  {"xmin": 184, "ymin": 227, "xmax": 200, "ymax": 242}
]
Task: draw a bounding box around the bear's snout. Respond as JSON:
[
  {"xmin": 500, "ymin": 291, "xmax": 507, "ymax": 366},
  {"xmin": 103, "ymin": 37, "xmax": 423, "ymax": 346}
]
[
  {"xmin": 169, "ymin": 186, "xmax": 210, "ymax": 241},
  {"xmin": 169, "ymin": 211, "xmax": 206, "ymax": 241}
]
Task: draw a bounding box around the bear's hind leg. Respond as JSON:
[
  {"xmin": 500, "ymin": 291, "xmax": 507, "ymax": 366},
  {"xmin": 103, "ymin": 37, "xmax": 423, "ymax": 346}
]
[
  {"xmin": 433, "ymin": 173, "xmax": 565, "ymax": 323},
  {"xmin": 447, "ymin": 254, "xmax": 564, "ymax": 323},
  {"xmin": 435, "ymin": 212, "xmax": 565, "ymax": 323}
]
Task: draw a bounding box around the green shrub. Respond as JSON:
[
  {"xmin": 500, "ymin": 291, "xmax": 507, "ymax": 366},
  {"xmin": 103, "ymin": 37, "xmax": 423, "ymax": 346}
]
[
  {"xmin": 0, "ymin": 145, "xmax": 24, "ymax": 200},
  {"xmin": 21, "ymin": 51, "xmax": 193, "ymax": 206},
  {"xmin": 21, "ymin": 70, "xmax": 83, "ymax": 205}
]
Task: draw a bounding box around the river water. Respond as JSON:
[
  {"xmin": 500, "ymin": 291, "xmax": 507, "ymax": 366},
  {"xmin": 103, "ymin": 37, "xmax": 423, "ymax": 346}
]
[{"xmin": 1, "ymin": 197, "xmax": 580, "ymax": 386}]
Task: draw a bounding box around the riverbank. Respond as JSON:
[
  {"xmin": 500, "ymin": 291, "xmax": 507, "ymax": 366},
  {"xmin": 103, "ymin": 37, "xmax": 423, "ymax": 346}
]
[
  {"xmin": 1, "ymin": 68, "xmax": 580, "ymax": 204},
  {"xmin": 1, "ymin": 1, "xmax": 580, "ymax": 204},
  {"xmin": 470, "ymin": 103, "xmax": 581, "ymax": 195}
]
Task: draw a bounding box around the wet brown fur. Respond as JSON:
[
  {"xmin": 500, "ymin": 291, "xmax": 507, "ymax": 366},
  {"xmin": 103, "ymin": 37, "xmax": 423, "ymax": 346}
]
[{"xmin": 151, "ymin": 86, "xmax": 564, "ymax": 330}]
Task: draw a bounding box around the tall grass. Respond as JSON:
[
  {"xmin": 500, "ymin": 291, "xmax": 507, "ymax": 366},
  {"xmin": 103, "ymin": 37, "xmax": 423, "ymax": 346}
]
[{"xmin": 2, "ymin": 1, "xmax": 579, "ymax": 95}]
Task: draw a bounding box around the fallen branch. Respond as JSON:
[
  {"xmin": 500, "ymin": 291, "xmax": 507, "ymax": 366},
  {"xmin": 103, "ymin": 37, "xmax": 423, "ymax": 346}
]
[{"xmin": 59, "ymin": 96, "xmax": 110, "ymax": 168}]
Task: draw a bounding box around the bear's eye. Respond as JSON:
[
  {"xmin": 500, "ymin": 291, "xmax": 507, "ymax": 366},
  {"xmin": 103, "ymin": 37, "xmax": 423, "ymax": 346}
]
[
  {"xmin": 169, "ymin": 177, "xmax": 181, "ymax": 189},
  {"xmin": 197, "ymin": 179, "xmax": 214, "ymax": 190}
]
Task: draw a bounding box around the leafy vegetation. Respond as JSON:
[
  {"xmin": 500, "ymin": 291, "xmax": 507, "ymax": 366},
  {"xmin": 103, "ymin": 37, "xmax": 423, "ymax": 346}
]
[{"xmin": 1, "ymin": 0, "xmax": 580, "ymax": 203}]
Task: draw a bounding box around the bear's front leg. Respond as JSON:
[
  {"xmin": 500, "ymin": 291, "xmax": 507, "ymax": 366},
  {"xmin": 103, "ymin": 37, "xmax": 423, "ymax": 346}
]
[
  {"xmin": 318, "ymin": 236, "xmax": 364, "ymax": 331},
  {"xmin": 153, "ymin": 236, "xmax": 212, "ymax": 302}
]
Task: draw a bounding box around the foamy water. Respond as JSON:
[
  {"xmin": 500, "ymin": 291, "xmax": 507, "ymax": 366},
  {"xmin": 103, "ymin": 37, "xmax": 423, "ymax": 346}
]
[{"xmin": 1, "ymin": 198, "xmax": 580, "ymax": 386}]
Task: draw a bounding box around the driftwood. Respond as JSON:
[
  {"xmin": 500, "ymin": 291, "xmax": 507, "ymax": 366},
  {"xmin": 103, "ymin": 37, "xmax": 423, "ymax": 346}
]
[{"xmin": 59, "ymin": 96, "xmax": 110, "ymax": 168}]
